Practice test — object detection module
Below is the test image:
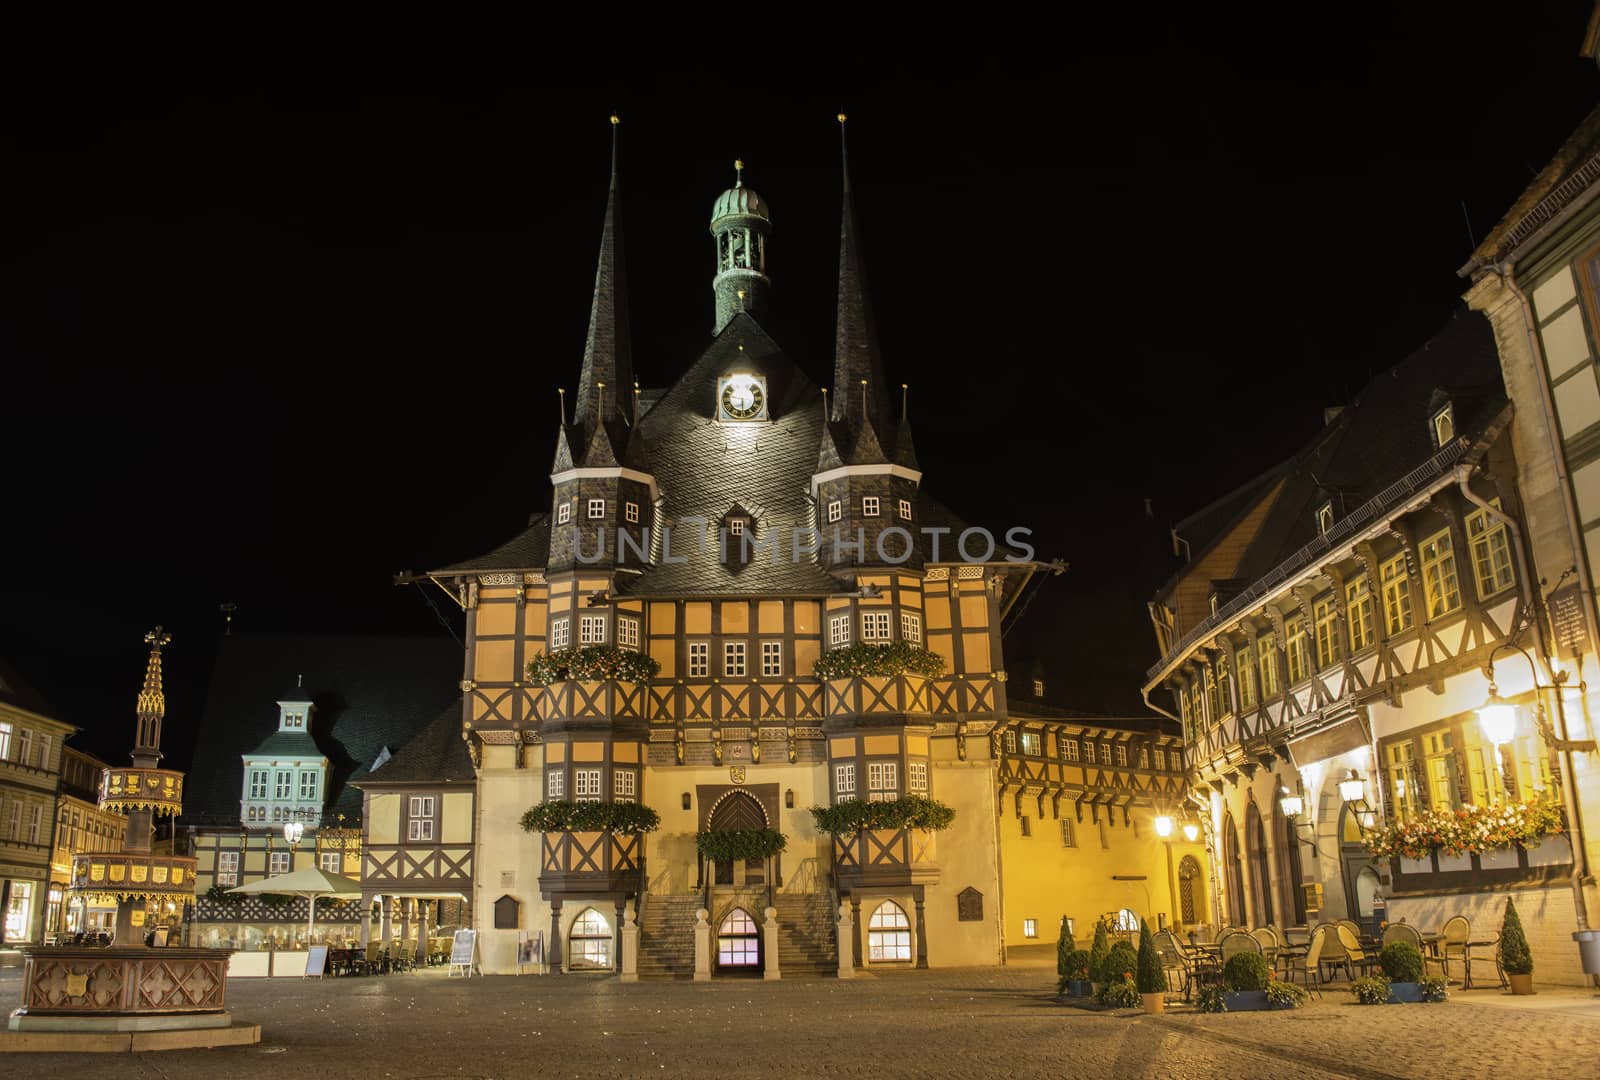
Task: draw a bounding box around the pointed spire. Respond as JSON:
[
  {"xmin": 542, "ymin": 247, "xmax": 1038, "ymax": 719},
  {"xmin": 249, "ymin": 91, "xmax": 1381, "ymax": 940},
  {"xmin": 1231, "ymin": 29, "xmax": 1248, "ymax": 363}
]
[
  {"xmin": 832, "ymin": 112, "xmax": 893, "ymax": 433},
  {"xmin": 574, "ymin": 114, "xmax": 633, "ymax": 434},
  {"xmin": 134, "ymin": 626, "xmax": 171, "ymax": 760}
]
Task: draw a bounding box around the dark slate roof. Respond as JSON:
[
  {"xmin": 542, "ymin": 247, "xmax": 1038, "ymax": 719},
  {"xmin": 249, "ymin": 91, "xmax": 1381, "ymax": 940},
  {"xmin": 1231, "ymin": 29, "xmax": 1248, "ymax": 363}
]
[
  {"xmin": 355, "ymin": 701, "xmax": 473, "ymax": 786},
  {"xmin": 1465, "ymin": 104, "xmax": 1600, "ymax": 270},
  {"xmin": 1231, "ymin": 309, "xmax": 1502, "ymax": 581},
  {"xmin": 244, "ymin": 730, "xmax": 322, "ymax": 758},
  {"xmin": 433, "ymin": 514, "xmax": 552, "ymax": 575},
  {"xmin": 0, "ymin": 657, "xmax": 58, "ymax": 720},
  {"xmin": 183, "ymin": 635, "xmax": 462, "ymax": 826}
]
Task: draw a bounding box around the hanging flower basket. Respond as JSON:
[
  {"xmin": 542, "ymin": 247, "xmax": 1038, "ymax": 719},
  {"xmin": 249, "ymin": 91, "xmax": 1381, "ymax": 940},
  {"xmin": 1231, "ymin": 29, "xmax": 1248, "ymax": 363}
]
[
  {"xmin": 813, "ymin": 642, "xmax": 945, "ymax": 680},
  {"xmin": 519, "ymin": 801, "xmax": 661, "ymax": 834},
  {"xmin": 527, "ymin": 646, "xmax": 660, "ymax": 687},
  {"xmin": 808, "ymin": 795, "xmax": 956, "ymax": 835},
  {"xmin": 1366, "ymin": 796, "xmax": 1564, "ymax": 860}
]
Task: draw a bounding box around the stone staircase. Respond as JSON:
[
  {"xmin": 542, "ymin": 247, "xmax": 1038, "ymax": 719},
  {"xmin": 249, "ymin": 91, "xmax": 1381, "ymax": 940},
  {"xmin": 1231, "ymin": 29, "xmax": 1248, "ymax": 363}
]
[
  {"xmin": 637, "ymin": 894, "xmax": 700, "ymax": 979},
  {"xmin": 774, "ymin": 894, "xmax": 837, "ymax": 975}
]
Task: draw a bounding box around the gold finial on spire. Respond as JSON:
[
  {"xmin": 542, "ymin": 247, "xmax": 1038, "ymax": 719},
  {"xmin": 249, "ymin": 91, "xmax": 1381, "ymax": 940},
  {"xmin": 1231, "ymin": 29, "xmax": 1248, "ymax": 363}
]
[
  {"xmin": 734, "ymin": 158, "xmax": 744, "ymax": 187},
  {"xmin": 610, "ymin": 112, "xmax": 620, "ymax": 125},
  {"xmin": 837, "ymin": 112, "xmax": 847, "ymax": 123},
  {"xmin": 902, "ymin": 383, "xmax": 909, "ymax": 420},
  {"xmin": 558, "ymin": 386, "xmax": 567, "ymax": 425},
  {"xmin": 137, "ymin": 627, "xmax": 171, "ymax": 727}
]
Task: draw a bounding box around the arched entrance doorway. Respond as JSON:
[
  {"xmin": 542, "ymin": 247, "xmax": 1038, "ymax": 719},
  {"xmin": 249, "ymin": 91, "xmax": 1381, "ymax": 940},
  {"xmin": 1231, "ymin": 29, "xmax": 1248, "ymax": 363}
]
[
  {"xmin": 1221, "ymin": 811, "xmax": 1246, "ymax": 927},
  {"xmin": 1245, "ymin": 800, "xmax": 1273, "ymax": 928},
  {"xmin": 707, "ymin": 790, "xmax": 769, "ymax": 886},
  {"xmin": 568, "ymin": 907, "xmax": 613, "ymax": 971},
  {"xmin": 715, "ymin": 908, "xmax": 761, "ymax": 974},
  {"xmin": 1178, "ymin": 855, "xmax": 1204, "ymax": 927},
  {"xmin": 1339, "ymin": 803, "xmax": 1377, "ymax": 922}
]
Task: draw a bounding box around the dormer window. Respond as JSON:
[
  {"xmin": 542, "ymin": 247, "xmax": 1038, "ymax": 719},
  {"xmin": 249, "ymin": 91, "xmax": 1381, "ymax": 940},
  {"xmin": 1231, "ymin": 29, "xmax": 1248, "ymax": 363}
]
[
  {"xmin": 587, "ymin": 498, "xmax": 607, "ymax": 520},
  {"xmin": 862, "ymin": 496, "xmax": 880, "ymax": 517},
  {"xmin": 1432, "ymin": 404, "xmax": 1455, "ymax": 448},
  {"xmin": 728, "ymin": 517, "xmax": 746, "ymax": 536},
  {"xmin": 1032, "ymin": 678, "xmax": 1045, "ymax": 697},
  {"xmin": 557, "ymin": 502, "xmax": 572, "ymax": 525},
  {"xmin": 897, "ymin": 498, "xmax": 912, "ymax": 521},
  {"xmin": 827, "ymin": 500, "xmax": 842, "ymax": 524},
  {"xmin": 1317, "ymin": 502, "xmax": 1334, "ymax": 535}
]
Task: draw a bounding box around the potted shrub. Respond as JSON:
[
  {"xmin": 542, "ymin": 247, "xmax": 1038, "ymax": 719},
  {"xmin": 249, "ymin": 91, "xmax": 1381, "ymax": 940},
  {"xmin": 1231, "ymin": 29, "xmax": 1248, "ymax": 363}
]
[
  {"xmin": 1350, "ymin": 975, "xmax": 1392, "ymax": 1005},
  {"xmin": 1087, "ymin": 920, "xmax": 1111, "ymax": 992},
  {"xmin": 1062, "ymin": 950, "xmax": 1091, "ymax": 997},
  {"xmin": 1221, "ymin": 951, "xmax": 1271, "ymax": 1011},
  {"xmin": 1136, "ymin": 919, "xmax": 1168, "ymax": 1014},
  {"xmin": 1096, "ymin": 974, "xmax": 1142, "ymax": 1009},
  {"xmin": 1264, "ymin": 978, "xmax": 1308, "ymax": 1010},
  {"xmin": 1500, "ymin": 897, "xmax": 1534, "ymax": 995},
  {"xmin": 1056, "ymin": 916, "xmax": 1076, "ymax": 993},
  {"xmin": 1379, "ymin": 941, "xmax": 1425, "ymax": 1002}
]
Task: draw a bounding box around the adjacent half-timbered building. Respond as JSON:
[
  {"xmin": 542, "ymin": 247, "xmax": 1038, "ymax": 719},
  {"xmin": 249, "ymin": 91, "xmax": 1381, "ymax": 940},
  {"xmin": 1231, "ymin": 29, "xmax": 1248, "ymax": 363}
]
[{"xmin": 1143, "ymin": 310, "xmax": 1588, "ymax": 977}]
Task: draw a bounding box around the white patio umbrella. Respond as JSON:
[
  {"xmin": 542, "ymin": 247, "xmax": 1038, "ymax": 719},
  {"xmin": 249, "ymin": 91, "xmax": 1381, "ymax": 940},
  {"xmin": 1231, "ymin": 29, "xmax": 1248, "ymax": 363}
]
[{"xmin": 227, "ymin": 866, "xmax": 363, "ymax": 943}]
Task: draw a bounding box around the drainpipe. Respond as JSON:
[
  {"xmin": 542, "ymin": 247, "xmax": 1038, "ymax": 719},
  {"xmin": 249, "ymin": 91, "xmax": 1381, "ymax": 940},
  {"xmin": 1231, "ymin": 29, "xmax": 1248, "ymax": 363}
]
[{"xmin": 1457, "ymin": 465, "xmax": 1591, "ymax": 933}]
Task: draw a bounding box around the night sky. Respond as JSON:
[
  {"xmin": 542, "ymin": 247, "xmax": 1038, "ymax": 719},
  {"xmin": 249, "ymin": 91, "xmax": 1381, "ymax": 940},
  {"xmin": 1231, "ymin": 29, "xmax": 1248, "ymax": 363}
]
[{"xmin": 3, "ymin": 9, "xmax": 1595, "ymax": 766}]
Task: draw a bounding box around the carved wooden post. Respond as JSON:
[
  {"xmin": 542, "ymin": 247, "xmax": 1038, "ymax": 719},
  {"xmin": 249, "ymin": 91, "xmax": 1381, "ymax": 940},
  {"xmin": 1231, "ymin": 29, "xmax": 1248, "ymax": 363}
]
[
  {"xmin": 762, "ymin": 906, "xmax": 781, "ymax": 981},
  {"xmin": 693, "ymin": 907, "xmax": 711, "ymax": 981},
  {"xmin": 620, "ymin": 901, "xmax": 639, "ymax": 983},
  {"xmin": 836, "ymin": 901, "xmax": 854, "ymax": 979}
]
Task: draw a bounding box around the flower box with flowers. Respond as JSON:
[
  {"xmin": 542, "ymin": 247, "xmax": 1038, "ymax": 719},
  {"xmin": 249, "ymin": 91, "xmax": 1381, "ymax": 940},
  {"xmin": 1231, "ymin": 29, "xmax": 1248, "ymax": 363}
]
[{"xmin": 1367, "ymin": 796, "xmax": 1565, "ymax": 867}]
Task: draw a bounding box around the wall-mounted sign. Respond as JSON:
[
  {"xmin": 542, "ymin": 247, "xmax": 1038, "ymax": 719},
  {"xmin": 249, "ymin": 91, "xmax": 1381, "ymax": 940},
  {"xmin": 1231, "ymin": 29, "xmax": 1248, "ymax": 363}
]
[{"xmin": 1551, "ymin": 582, "xmax": 1591, "ymax": 661}]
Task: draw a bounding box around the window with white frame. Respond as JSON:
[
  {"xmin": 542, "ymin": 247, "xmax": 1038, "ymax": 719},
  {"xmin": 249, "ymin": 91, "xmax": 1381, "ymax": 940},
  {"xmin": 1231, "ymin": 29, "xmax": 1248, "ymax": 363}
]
[
  {"xmin": 899, "ymin": 611, "xmax": 921, "ymax": 643},
  {"xmin": 580, "ymin": 614, "xmax": 606, "ymax": 645},
  {"xmin": 216, "ymin": 851, "xmax": 240, "ymax": 887},
  {"xmin": 320, "ymin": 851, "xmax": 341, "ymax": 873},
  {"xmin": 551, "ymin": 617, "xmax": 571, "ymax": 648},
  {"xmin": 617, "ymin": 616, "xmax": 641, "ymax": 649},
  {"xmin": 1061, "ymin": 818, "xmax": 1076, "ymax": 847},
  {"xmin": 688, "ymin": 641, "xmax": 709, "ymax": 677},
  {"xmin": 867, "ymin": 760, "xmax": 898, "ymax": 801},
  {"xmin": 862, "ymin": 496, "xmax": 880, "ymax": 517},
  {"xmin": 249, "ymin": 770, "xmax": 268, "ymax": 799},
  {"xmin": 727, "ymin": 517, "xmax": 746, "ymax": 536},
  {"xmin": 1466, "ymin": 501, "xmax": 1515, "ymax": 599},
  {"xmin": 1432, "ymin": 405, "xmax": 1455, "ymax": 447},
  {"xmin": 0, "ymin": 722, "xmax": 10, "ymax": 759},
  {"xmin": 908, "ymin": 760, "xmax": 928, "ymax": 792},
  {"xmin": 1004, "ymin": 730, "xmax": 1017, "ymax": 753},
  {"xmin": 1116, "ymin": 744, "xmax": 1128, "ymax": 767},
  {"xmin": 275, "ymin": 770, "xmax": 292, "ymax": 799},
  {"xmin": 587, "ymin": 498, "xmax": 606, "ymax": 519},
  {"xmin": 1020, "ymin": 732, "xmax": 1041, "ymax": 755},
  {"xmin": 625, "ymin": 501, "xmax": 640, "ymax": 524},
  {"xmin": 28, "ymin": 805, "xmax": 41, "ymax": 843},
  {"xmin": 834, "ymin": 762, "xmax": 856, "ymax": 797},
  {"xmin": 1138, "ymin": 747, "xmax": 1149, "ymax": 768},
  {"xmin": 828, "ymin": 613, "xmax": 851, "ymax": 646},
  {"xmin": 37, "ymin": 734, "xmax": 50, "ymax": 769},
  {"xmin": 269, "ymin": 851, "xmax": 291, "ymax": 875},
  {"xmin": 1420, "ymin": 528, "xmax": 1462, "ymax": 618},
  {"xmin": 862, "ymin": 611, "xmax": 891, "ymax": 641},
  {"xmin": 1024, "ymin": 918, "xmax": 1038, "ymax": 938},
  {"xmin": 724, "ymin": 641, "xmax": 747, "ymax": 677},
  {"xmin": 408, "ymin": 795, "xmax": 436, "ymax": 840},
  {"xmin": 1154, "ymin": 749, "xmax": 1166, "ymax": 770},
  {"xmin": 574, "ymin": 768, "xmax": 602, "ymax": 802},
  {"xmin": 827, "ymin": 500, "xmax": 842, "ymax": 523},
  {"xmin": 1099, "ymin": 743, "xmax": 1111, "ymax": 765},
  {"xmin": 867, "ymin": 900, "xmax": 912, "ymax": 962},
  {"xmin": 547, "ymin": 770, "xmax": 565, "ymax": 799},
  {"xmin": 897, "ymin": 498, "xmax": 912, "ymax": 520},
  {"xmin": 1062, "ymin": 738, "xmax": 1079, "ymax": 761},
  {"xmin": 614, "ymin": 769, "xmax": 637, "ymax": 802},
  {"xmin": 557, "ymin": 502, "xmax": 572, "ymax": 524},
  {"xmin": 760, "ymin": 641, "xmax": 782, "ymax": 677},
  {"xmin": 17, "ymin": 729, "xmax": 31, "ymax": 766},
  {"xmin": 299, "ymin": 771, "xmax": 318, "ymax": 801}
]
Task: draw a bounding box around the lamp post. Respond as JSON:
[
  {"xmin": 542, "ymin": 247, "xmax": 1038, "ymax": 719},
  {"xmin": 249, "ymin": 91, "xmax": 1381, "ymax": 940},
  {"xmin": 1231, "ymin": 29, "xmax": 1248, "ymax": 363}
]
[
  {"xmin": 1477, "ymin": 683, "xmax": 1519, "ymax": 803},
  {"xmin": 282, "ymin": 822, "xmax": 311, "ymax": 946},
  {"xmin": 1152, "ymin": 811, "xmax": 1177, "ymax": 931},
  {"xmin": 1338, "ymin": 771, "xmax": 1378, "ymax": 834}
]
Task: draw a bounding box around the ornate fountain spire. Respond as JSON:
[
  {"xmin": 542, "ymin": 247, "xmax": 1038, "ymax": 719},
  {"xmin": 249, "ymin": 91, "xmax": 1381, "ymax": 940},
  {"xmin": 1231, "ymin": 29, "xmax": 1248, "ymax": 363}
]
[{"xmin": 134, "ymin": 626, "xmax": 171, "ymax": 760}]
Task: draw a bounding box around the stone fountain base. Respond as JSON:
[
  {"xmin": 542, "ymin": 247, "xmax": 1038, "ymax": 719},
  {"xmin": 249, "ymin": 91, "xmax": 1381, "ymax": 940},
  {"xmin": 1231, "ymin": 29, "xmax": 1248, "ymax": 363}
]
[{"xmin": 4, "ymin": 945, "xmax": 258, "ymax": 1050}]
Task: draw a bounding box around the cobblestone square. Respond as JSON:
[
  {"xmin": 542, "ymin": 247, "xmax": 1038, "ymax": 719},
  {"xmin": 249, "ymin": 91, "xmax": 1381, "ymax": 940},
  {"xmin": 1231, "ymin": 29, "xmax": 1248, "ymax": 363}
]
[{"xmin": 5, "ymin": 965, "xmax": 1600, "ymax": 1078}]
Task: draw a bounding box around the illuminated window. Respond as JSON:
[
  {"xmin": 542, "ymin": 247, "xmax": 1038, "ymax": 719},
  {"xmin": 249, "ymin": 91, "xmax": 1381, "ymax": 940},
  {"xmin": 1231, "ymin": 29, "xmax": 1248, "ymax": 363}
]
[
  {"xmin": 862, "ymin": 496, "xmax": 880, "ymax": 517},
  {"xmin": 1024, "ymin": 918, "xmax": 1038, "ymax": 938},
  {"xmin": 1432, "ymin": 405, "xmax": 1455, "ymax": 447},
  {"xmin": 1313, "ymin": 596, "xmax": 1339, "ymax": 669},
  {"xmin": 1116, "ymin": 744, "xmax": 1128, "ymax": 767},
  {"xmin": 625, "ymin": 501, "xmax": 639, "ymax": 524},
  {"xmin": 1419, "ymin": 529, "xmax": 1462, "ymax": 618},
  {"xmin": 868, "ymin": 901, "xmax": 912, "ymax": 962},
  {"xmin": 1205, "ymin": 662, "xmax": 1225, "ymax": 721},
  {"xmin": 550, "ymin": 617, "xmax": 571, "ymax": 648},
  {"xmin": 900, "ymin": 611, "xmax": 922, "ymax": 643},
  {"xmin": 827, "ymin": 500, "xmax": 842, "ymax": 524},
  {"xmin": 1062, "ymin": 739, "xmax": 1079, "ymax": 761},
  {"xmin": 216, "ymin": 851, "xmax": 239, "ymax": 887},
  {"xmin": 867, "ymin": 761, "xmax": 898, "ymax": 801},
  {"xmin": 834, "ymin": 763, "xmax": 856, "ymax": 797},
  {"xmin": 1061, "ymin": 819, "xmax": 1076, "ymax": 847},
  {"xmin": 571, "ymin": 908, "xmax": 614, "ymax": 970},
  {"xmin": 1004, "ymin": 730, "xmax": 1017, "ymax": 753},
  {"xmin": 1285, "ymin": 618, "xmax": 1309, "ymax": 684},
  {"xmin": 1257, "ymin": 634, "xmax": 1280, "ymax": 698},
  {"xmin": 1317, "ymin": 502, "xmax": 1334, "ymax": 535},
  {"xmin": 908, "ymin": 761, "xmax": 928, "ymax": 792},
  {"xmin": 1380, "ymin": 555, "xmax": 1413, "ymax": 634},
  {"xmin": 1466, "ymin": 503, "xmax": 1515, "ymax": 599},
  {"xmin": 587, "ymin": 498, "xmax": 606, "ymax": 519},
  {"xmin": 408, "ymin": 796, "xmax": 435, "ymax": 840},
  {"xmin": 579, "ymin": 614, "xmax": 606, "ymax": 645},
  {"xmin": 862, "ymin": 611, "xmax": 891, "ymax": 641},
  {"xmin": 727, "ymin": 517, "xmax": 746, "ymax": 536},
  {"xmin": 760, "ymin": 640, "xmax": 783, "ymax": 677},
  {"xmin": 557, "ymin": 502, "xmax": 572, "ymax": 525},
  {"xmin": 1423, "ymin": 732, "xmax": 1455, "ymax": 808},
  {"xmin": 717, "ymin": 908, "xmax": 760, "ymax": 968},
  {"xmin": 724, "ymin": 641, "xmax": 746, "ymax": 677},
  {"xmin": 1020, "ymin": 733, "xmax": 1041, "ymax": 755},
  {"xmin": 1346, "ymin": 576, "xmax": 1375, "ymax": 651},
  {"xmin": 1516, "ymin": 734, "xmax": 1555, "ymax": 798},
  {"xmin": 897, "ymin": 498, "xmax": 912, "ymax": 520},
  {"xmin": 829, "ymin": 613, "xmax": 851, "ymax": 646},
  {"xmin": 546, "ymin": 770, "xmax": 564, "ymax": 799},
  {"xmin": 1099, "ymin": 743, "xmax": 1111, "ymax": 765},
  {"xmin": 687, "ymin": 641, "xmax": 709, "ymax": 677},
  {"xmin": 614, "ymin": 769, "xmax": 637, "ymax": 802},
  {"xmin": 1235, "ymin": 646, "xmax": 1256, "ymax": 709},
  {"xmin": 269, "ymin": 851, "xmax": 290, "ymax": 875},
  {"xmin": 573, "ymin": 768, "xmax": 602, "ymax": 802},
  {"xmin": 617, "ymin": 616, "xmax": 640, "ymax": 649}
]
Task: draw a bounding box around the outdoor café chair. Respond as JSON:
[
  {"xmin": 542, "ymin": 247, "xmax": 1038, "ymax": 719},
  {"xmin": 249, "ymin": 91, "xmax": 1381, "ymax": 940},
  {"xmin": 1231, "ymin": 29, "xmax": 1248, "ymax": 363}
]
[
  {"xmin": 1152, "ymin": 931, "xmax": 1187, "ymax": 998},
  {"xmin": 1219, "ymin": 930, "xmax": 1262, "ymax": 967},
  {"xmin": 1283, "ymin": 925, "xmax": 1326, "ymax": 997},
  {"xmin": 1249, "ymin": 926, "xmax": 1279, "ymax": 966},
  {"xmin": 1335, "ymin": 924, "xmax": 1379, "ymax": 980}
]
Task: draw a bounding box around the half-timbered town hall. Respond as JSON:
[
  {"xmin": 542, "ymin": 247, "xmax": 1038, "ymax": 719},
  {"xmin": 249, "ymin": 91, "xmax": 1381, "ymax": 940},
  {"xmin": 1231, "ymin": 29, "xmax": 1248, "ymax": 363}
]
[{"xmin": 419, "ymin": 118, "xmax": 1204, "ymax": 976}]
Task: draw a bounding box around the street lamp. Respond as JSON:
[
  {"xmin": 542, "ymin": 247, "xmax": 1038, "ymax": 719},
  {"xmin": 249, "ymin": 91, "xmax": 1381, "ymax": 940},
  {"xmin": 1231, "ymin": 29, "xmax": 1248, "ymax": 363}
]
[
  {"xmin": 1477, "ymin": 684, "xmax": 1519, "ymax": 747},
  {"xmin": 1278, "ymin": 785, "xmax": 1304, "ymax": 819},
  {"xmin": 1337, "ymin": 770, "xmax": 1366, "ymax": 804},
  {"xmin": 1153, "ymin": 814, "xmax": 1174, "ymax": 839},
  {"xmin": 283, "ymin": 821, "xmax": 304, "ymax": 849},
  {"xmin": 1181, "ymin": 820, "xmax": 1200, "ymax": 844}
]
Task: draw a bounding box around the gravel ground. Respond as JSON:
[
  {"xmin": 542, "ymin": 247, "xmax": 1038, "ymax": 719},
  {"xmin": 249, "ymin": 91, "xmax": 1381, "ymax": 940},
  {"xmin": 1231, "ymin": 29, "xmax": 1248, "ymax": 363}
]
[{"xmin": 3, "ymin": 964, "xmax": 1598, "ymax": 1078}]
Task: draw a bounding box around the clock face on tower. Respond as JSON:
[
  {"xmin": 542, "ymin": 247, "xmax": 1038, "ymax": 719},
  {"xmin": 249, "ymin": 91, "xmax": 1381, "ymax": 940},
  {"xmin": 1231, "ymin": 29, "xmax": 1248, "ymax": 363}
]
[{"xmin": 717, "ymin": 373, "xmax": 768, "ymax": 422}]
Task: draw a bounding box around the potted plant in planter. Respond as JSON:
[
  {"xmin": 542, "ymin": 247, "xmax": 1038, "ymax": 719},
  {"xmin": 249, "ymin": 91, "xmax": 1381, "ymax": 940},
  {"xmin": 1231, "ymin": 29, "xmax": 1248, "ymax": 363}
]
[
  {"xmin": 1096, "ymin": 940, "xmax": 1139, "ymax": 1007},
  {"xmin": 1087, "ymin": 920, "xmax": 1111, "ymax": 993},
  {"xmin": 1379, "ymin": 941, "xmax": 1425, "ymax": 1002},
  {"xmin": 1055, "ymin": 917, "xmax": 1076, "ymax": 993},
  {"xmin": 1500, "ymin": 897, "xmax": 1534, "ymax": 995},
  {"xmin": 1136, "ymin": 919, "xmax": 1168, "ymax": 1014},
  {"xmin": 1221, "ymin": 951, "xmax": 1271, "ymax": 1011},
  {"xmin": 1062, "ymin": 950, "xmax": 1091, "ymax": 997}
]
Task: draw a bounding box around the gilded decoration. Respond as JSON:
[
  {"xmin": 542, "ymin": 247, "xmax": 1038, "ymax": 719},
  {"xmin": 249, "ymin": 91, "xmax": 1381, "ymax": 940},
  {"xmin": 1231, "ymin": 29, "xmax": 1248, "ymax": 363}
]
[{"xmin": 100, "ymin": 767, "xmax": 185, "ymax": 816}]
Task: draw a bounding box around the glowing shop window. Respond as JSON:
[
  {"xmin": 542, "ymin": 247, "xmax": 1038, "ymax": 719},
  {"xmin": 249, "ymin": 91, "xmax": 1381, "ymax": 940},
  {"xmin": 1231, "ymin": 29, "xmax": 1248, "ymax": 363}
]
[
  {"xmin": 569, "ymin": 907, "xmax": 613, "ymax": 970},
  {"xmin": 717, "ymin": 908, "xmax": 761, "ymax": 967},
  {"xmin": 868, "ymin": 901, "xmax": 912, "ymax": 962},
  {"xmin": 1024, "ymin": 918, "xmax": 1038, "ymax": 939}
]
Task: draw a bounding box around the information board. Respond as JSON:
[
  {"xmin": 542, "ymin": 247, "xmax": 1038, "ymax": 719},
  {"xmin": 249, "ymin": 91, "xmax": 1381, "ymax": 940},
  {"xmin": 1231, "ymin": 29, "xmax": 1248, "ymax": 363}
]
[
  {"xmin": 449, "ymin": 928, "xmax": 478, "ymax": 976},
  {"xmin": 305, "ymin": 945, "xmax": 328, "ymax": 979}
]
